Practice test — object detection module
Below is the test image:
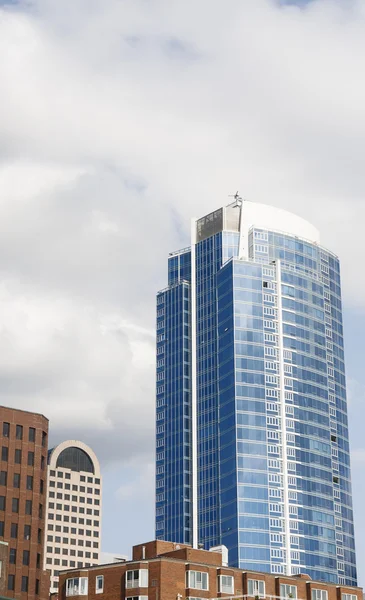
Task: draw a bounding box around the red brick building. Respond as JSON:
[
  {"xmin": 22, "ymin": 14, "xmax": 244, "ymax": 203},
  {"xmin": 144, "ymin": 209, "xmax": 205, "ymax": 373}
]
[
  {"xmin": 0, "ymin": 406, "xmax": 50, "ymax": 600},
  {"xmin": 59, "ymin": 540, "xmax": 363, "ymax": 600}
]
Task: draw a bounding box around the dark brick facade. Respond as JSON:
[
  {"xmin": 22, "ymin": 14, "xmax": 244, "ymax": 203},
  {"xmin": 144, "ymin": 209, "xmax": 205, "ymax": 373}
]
[
  {"xmin": 59, "ymin": 540, "xmax": 363, "ymax": 600},
  {"xmin": 0, "ymin": 406, "xmax": 50, "ymax": 600}
]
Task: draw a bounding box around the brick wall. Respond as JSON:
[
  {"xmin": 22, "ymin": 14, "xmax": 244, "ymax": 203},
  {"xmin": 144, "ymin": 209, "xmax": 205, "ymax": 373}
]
[{"xmin": 58, "ymin": 542, "xmax": 364, "ymax": 600}]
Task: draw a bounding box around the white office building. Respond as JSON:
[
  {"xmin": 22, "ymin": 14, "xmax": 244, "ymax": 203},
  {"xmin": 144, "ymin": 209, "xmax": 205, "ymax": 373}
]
[{"xmin": 44, "ymin": 440, "xmax": 102, "ymax": 592}]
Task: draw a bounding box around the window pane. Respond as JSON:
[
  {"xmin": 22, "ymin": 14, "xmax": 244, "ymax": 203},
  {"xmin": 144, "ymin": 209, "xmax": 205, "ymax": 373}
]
[
  {"xmin": 29, "ymin": 427, "xmax": 36, "ymax": 442},
  {"xmin": 16, "ymin": 425, "xmax": 23, "ymax": 440}
]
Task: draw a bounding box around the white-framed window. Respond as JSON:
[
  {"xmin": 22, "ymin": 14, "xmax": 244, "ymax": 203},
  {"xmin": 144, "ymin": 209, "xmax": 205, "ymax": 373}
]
[
  {"xmin": 286, "ymin": 434, "xmax": 295, "ymax": 444},
  {"xmin": 265, "ymin": 346, "xmax": 277, "ymax": 357},
  {"xmin": 289, "ymin": 505, "xmax": 298, "ymax": 515},
  {"xmin": 156, "ymin": 452, "xmax": 164, "ymax": 461},
  {"xmin": 218, "ymin": 575, "xmax": 234, "ymax": 594},
  {"xmin": 156, "ymin": 425, "xmax": 164, "ymax": 434},
  {"xmin": 271, "ymin": 564, "xmax": 284, "ymax": 574},
  {"xmin": 268, "ymin": 474, "xmax": 281, "ymax": 484},
  {"xmin": 269, "ymin": 503, "xmax": 282, "ymax": 513},
  {"xmin": 290, "ymin": 520, "xmax": 298, "ymax": 530},
  {"xmin": 255, "ymin": 230, "xmax": 268, "ymax": 241},
  {"xmin": 288, "ymin": 491, "xmax": 297, "ymax": 501},
  {"xmin": 96, "ymin": 576, "xmax": 104, "ymax": 594},
  {"xmin": 186, "ymin": 571, "xmax": 209, "ymax": 591},
  {"xmin": 66, "ymin": 578, "xmax": 88, "ymax": 597},
  {"xmin": 264, "ymin": 333, "xmax": 276, "ymax": 343},
  {"xmin": 156, "ymin": 493, "xmax": 164, "ymax": 502},
  {"xmin": 264, "ymin": 320, "xmax": 276, "ymax": 330},
  {"xmin": 262, "ymin": 267, "xmax": 274, "ymax": 277},
  {"xmin": 126, "ymin": 597, "xmax": 148, "ymax": 600},
  {"xmin": 269, "ymin": 488, "xmax": 282, "ymax": 498},
  {"xmin": 284, "ymin": 364, "xmax": 293, "ymax": 375},
  {"xmin": 156, "ymin": 479, "xmax": 164, "ymax": 488},
  {"xmin": 270, "ymin": 533, "xmax": 283, "ymax": 543},
  {"xmin": 265, "ymin": 375, "xmax": 278, "ymax": 384},
  {"xmin": 283, "ymin": 350, "xmax": 292, "ymax": 360},
  {"xmin": 312, "ymin": 592, "xmax": 328, "ymax": 600},
  {"xmin": 156, "ymin": 385, "xmax": 164, "ymax": 394},
  {"xmin": 271, "ymin": 548, "xmax": 283, "ymax": 558},
  {"xmin": 156, "ymin": 411, "xmax": 165, "ymax": 421},
  {"xmin": 291, "ymin": 551, "xmax": 300, "ymax": 561},
  {"xmin": 284, "ymin": 378, "xmax": 293, "ymax": 387},
  {"xmin": 287, "ymin": 462, "xmax": 296, "ymax": 472},
  {"xmin": 264, "ymin": 307, "xmax": 275, "ymax": 316},
  {"xmin": 285, "ymin": 405, "xmax": 294, "ymax": 415},
  {"xmin": 266, "ymin": 388, "xmax": 278, "ymax": 397},
  {"xmin": 268, "ymin": 459, "xmax": 280, "ymax": 469},
  {"xmin": 337, "ymin": 563, "xmax": 344, "ymax": 572},
  {"xmin": 268, "ymin": 431, "xmax": 279, "ymax": 440},
  {"xmin": 156, "ymin": 334, "xmax": 165, "ymax": 342},
  {"xmin": 335, "ymin": 517, "xmax": 342, "ymax": 528},
  {"xmin": 333, "ymin": 488, "xmax": 340, "ymax": 499},
  {"xmin": 286, "ymin": 419, "xmax": 295, "ymax": 429},
  {"xmin": 287, "ymin": 448, "xmax": 296, "ymax": 457},
  {"xmin": 267, "ymin": 417, "xmax": 279, "ymax": 426},
  {"xmin": 248, "ymin": 580, "xmax": 265, "ymax": 597},
  {"xmin": 156, "ymin": 372, "xmax": 164, "ymax": 381},
  {"xmin": 280, "ymin": 584, "xmax": 297, "ymax": 598},
  {"xmin": 126, "ymin": 570, "xmax": 148, "ymax": 589},
  {"xmin": 339, "ymin": 578, "xmax": 346, "ymax": 585},
  {"xmin": 285, "ymin": 391, "xmax": 294, "ymax": 401},
  {"xmin": 156, "ymin": 439, "xmax": 164, "ymax": 448},
  {"xmin": 156, "ymin": 358, "xmax": 164, "ymax": 367},
  {"xmin": 288, "ymin": 476, "xmax": 296, "ymax": 486},
  {"xmin": 268, "ymin": 445, "xmax": 279, "ymax": 454},
  {"xmin": 335, "ymin": 503, "xmax": 341, "ymax": 513},
  {"xmin": 156, "ymin": 466, "xmax": 164, "ymax": 475},
  {"xmin": 336, "ymin": 532, "xmax": 343, "ymax": 542},
  {"xmin": 337, "ymin": 547, "xmax": 344, "ymax": 557},
  {"xmin": 263, "ymin": 293, "xmax": 275, "ymax": 303},
  {"xmin": 156, "ymin": 507, "xmax": 164, "ymax": 516},
  {"xmin": 156, "ymin": 398, "xmax": 165, "ymax": 408},
  {"xmin": 290, "ymin": 536, "xmax": 299, "ymax": 545},
  {"xmin": 265, "ymin": 361, "xmax": 278, "ymax": 371},
  {"xmin": 329, "ymin": 406, "xmax": 336, "ymax": 418},
  {"xmin": 270, "ymin": 518, "xmax": 282, "ymax": 528},
  {"xmin": 255, "ymin": 244, "xmax": 268, "ymax": 253},
  {"xmin": 267, "ymin": 402, "xmax": 279, "ymax": 412},
  {"xmin": 156, "ymin": 520, "xmax": 164, "ymax": 530}
]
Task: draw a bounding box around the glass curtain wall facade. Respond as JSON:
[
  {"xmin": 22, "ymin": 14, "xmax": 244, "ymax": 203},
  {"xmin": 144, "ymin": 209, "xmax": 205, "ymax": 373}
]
[{"xmin": 155, "ymin": 201, "xmax": 357, "ymax": 586}]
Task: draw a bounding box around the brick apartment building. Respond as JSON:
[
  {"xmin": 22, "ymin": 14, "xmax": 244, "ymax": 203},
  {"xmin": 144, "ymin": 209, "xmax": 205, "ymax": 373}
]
[
  {"xmin": 0, "ymin": 406, "xmax": 50, "ymax": 600},
  {"xmin": 59, "ymin": 540, "xmax": 363, "ymax": 600}
]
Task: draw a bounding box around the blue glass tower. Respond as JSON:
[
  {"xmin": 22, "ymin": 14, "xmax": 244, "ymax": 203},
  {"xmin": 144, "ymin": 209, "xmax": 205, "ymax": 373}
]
[{"xmin": 155, "ymin": 200, "xmax": 357, "ymax": 585}]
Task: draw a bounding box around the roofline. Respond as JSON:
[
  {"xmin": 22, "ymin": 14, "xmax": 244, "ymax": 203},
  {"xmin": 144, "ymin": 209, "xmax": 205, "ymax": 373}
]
[
  {"xmin": 0, "ymin": 404, "xmax": 49, "ymax": 422},
  {"xmin": 57, "ymin": 557, "xmax": 363, "ymax": 589}
]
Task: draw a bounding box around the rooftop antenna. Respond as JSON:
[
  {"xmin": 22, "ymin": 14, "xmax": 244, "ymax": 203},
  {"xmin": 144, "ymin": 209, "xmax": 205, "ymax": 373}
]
[{"xmin": 228, "ymin": 191, "xmax": 243, "ymax": 207}]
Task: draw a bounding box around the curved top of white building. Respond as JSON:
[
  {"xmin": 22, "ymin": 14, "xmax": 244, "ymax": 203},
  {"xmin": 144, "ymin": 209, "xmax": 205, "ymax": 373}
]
[
  {"xmin": 48, "ymin": 439, "xmax": 101, "ymax": 477},
  {"xmin": 241, "ymin": 200, "xmax": 320, "ymax": 244}
]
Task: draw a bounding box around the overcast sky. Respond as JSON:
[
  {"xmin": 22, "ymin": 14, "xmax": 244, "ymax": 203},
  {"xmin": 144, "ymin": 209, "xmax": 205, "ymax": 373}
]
[{"xmin": 1, "ymin": 0, "xmax": 365, "ymax": 585}]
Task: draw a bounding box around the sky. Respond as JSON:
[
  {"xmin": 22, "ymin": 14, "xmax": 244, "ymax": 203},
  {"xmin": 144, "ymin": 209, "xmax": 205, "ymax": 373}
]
[{"xmin": 0, "ymin": 0, "xmax": 365, "ymax": 585}]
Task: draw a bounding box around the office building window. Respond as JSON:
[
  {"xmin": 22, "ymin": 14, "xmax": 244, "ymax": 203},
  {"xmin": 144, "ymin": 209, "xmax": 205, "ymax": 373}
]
[
  {"xmin": 1, "ymin": 447, "xmax": 8, "ymax": 462},
  {"xmin": 312, "ymin": 592, "xmax": 328, "ymax": 600},
  {"xmin": 10, "ymin": 523, "xmax": 18, "ymax": 538},
  {"xmin": 8, "ymin": 574, "xmax": 15, "ymax": 591},
  {"xmin": 2, "ymin": 423, "xmax": 9, "ymax": 437},
  {"xmin": 126, "ymin": 570, "xmax": 149, "ymax": 589},
  {"xmin": 16, "ymin": 425, "xmax": 23, "ymax": 440},
  {"xmin": 96, "ymin": 576, "xmax": 104, "ymax": 594},
  {"xmin": 0, "ymin": 471, "xmax": 7, "ymax": 486},
  {"xmin": 186, "ymin": 571, "xmax": 209, "ymax": 591},
  {"xmin": 14, "ymin": 449, "xmax": 21, "ymax": 464},
  {"xmin": 248, "ymin": 580, "xmax": 265, "ymax": 597},
  {"xmin": 21, "ymin": 576, "xmax": 29, "ymax": 592}
]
